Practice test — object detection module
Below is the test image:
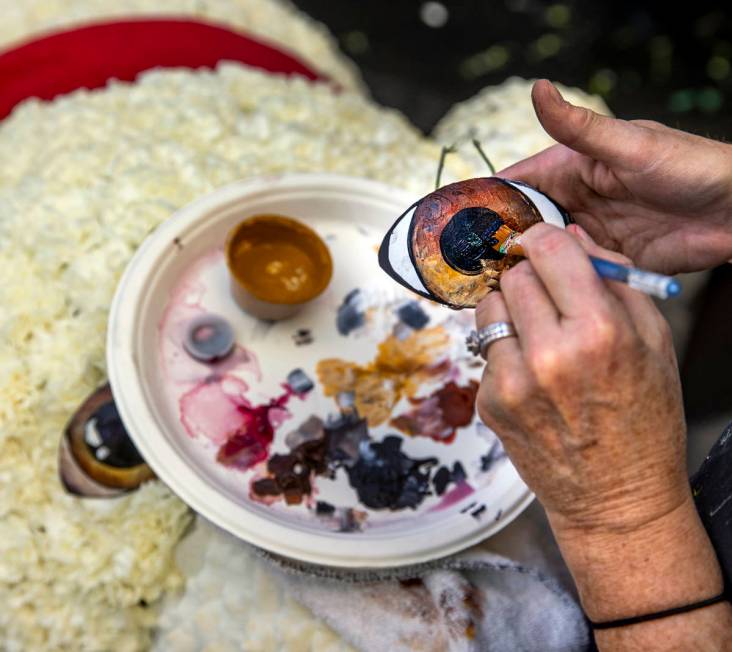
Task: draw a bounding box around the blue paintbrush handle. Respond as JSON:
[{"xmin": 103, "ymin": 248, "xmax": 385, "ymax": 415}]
[{"xmin": 590, "ymin": 257, "xmax": 681, "ymax": 299}]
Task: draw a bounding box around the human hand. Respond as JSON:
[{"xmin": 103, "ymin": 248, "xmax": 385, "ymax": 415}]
[
  {"xmin": 474, "ymin": 223, "xmax": 732, "ymax": 647},
  {"xmin": 475, "ymin": 222, "xmax": 688, "ymax": 536},
  {"xmin": 499, "ymin": 79, "xmax": 732, "ymax": 274}
]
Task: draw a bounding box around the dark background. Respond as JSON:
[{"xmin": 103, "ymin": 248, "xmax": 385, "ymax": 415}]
[{"xmin": 295, "ymin": 0, "xmax": 732, "ymax": 438}]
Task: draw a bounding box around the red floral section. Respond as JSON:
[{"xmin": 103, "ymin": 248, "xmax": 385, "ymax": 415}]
[{"xmin": 0, "ymin": 18, "xmax": 323, "ymax": 120}]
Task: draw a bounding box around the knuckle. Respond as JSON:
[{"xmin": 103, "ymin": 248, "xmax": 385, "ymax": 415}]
[
  {"xmin": 632, "ymin": 118, "xmax": 666, "ymax": 131},
  {"xmin": 500, "ymin": 260, "xmax": 531, "ymax": 290},
  {"xmin": 528, "ymin": 226, "xmax": 571, "ymax": 258},
  {"xmin": 475, "ymin": 291, "xmax": 504, "ymax": 325},
  {"xmin": 492, "ymin": 369, "xmax": 531, "ymax": 411},
  {"xmin": 581, "ymin": 313, "xmax": 620, "ymax": 353},
  {"xmin": 567, "ymin": 107, "xmax": 598, "ymax": 144},
  {"xmin": 527, "ymin": 348, "xmax": 563, "ymax": 385}
]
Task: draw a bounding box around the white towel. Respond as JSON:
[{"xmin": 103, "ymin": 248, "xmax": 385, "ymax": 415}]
[{"xmin": 263, "ymin": 501, "xmax": 591, "ymax": 652}]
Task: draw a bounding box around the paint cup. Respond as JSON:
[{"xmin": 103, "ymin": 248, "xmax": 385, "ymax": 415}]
[{"xmin": 224, "ymin": 214, "xmax": 333, "ymax": 321}]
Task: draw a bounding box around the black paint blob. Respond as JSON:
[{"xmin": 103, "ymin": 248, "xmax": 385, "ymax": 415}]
[
  {"xmin": 336, "ymin": 289, "xmax": 367, "ymax": 335},
  {"xmin": 439, "ymin": 207, "xmax": 506, "ymax": 275},
  {"xmin": 396, "ymin": 301, "xmax": 430, "ymax": 330},
  {"xmin": 480, "ymin": 440, "xmax": 506, "ymax": 472},
  {"xmin": 433, "ymin": 461, "xmax": 467, "ymax": 496},
  {"xmin": 346, "ymin": 436, "xmax": 438, "ymax": 510},
  {"xmin": 286, "ymin": 368, "xmax": 315, "ymax": 395},
  {"xmin": 293, "ymin": 328, "xmax": 313, "ymax": 346}
]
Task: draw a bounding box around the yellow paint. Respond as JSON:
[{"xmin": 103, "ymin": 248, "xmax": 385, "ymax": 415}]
[{"xmin": 316, "ymin": 326, "xmax": 451, "ymax": 426}]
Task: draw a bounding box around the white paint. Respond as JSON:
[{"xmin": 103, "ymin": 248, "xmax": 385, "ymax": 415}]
[
  {"xmin": 504, "ymin": 180, "xmax": 566, "ymax": 228},
  {"xmin": 387, "ymin": 204, "xmax": 430, "ymax": 295},
  {"xmin": 84, "ymin": 418, "xmax": 103, "ymax": 447}
]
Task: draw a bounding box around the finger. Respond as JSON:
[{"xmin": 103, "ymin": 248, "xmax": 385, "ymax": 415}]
[
  {"xmin": 496, "ymin": 144, "xmax": 575, "ymax": 194},
  {"xmin": 531, "ymin": 79, "xmax": 661, "ymax": 173},
  {"xmin": 567, "ymin": 224, "xmax": 672, "ymax": 351},
  {"xmin": 519, "ymin": 222, "xmax": 616, "ymax": 319},
  {"xmin": 500, "ymin": 259, "xmax": 560, "ymax": 352},
  {"xmin": 475, "ymin": 291, "xmax": 522, "ymax": 365}
]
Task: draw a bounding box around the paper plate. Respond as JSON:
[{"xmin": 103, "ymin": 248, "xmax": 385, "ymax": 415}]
[{"xmin": 107, "ymin": 173, "xmax": 533, "ymax": 568}]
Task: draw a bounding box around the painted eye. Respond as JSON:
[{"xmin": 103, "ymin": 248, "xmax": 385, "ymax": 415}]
[{"xmin": 378, "ymin": 177, "xmax": 569, "ymax": 309}]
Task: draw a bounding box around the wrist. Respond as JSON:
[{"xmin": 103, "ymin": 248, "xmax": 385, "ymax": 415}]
[{"xmin": 548, "ymin": 493, "xmax": 724, "ymax": 622}]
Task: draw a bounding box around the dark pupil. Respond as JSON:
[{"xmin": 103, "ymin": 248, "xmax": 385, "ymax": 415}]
[
  {"xmin": 87, "ymin": 402, "xmax": 145, "ymax": 468},
  {"xmin": 439, "ymin": 207, "xmax": 505, "ymax": 275}
]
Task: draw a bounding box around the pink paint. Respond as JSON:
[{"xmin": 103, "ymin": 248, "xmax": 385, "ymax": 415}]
[
  {"xmin": 215, "ymin": 386, "xmax": 297, "ymax": 470},
  {"xmin": 180, "ymin": 376, "xmax": 249, "ymax": 445},
  {"xmin": 158, "ymin": 249, "xmax": 262, "ymax": 386},
  {"xmin": 430, "ymin": 480, "xmax": 475, "ymax": 512}
]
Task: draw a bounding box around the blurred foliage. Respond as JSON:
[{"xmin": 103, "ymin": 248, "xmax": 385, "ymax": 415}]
[{"xmin": 295, "ymin": 0, "xmax": 732, "ymax": 138}]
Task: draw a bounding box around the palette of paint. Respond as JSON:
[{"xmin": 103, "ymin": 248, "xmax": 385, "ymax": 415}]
[{"xmin": 107, "ymin": 174, "xmax": 533, "ymax": 567}]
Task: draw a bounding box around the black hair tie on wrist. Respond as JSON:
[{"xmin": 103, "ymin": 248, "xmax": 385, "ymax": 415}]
[{"xmin": 589, "ymin": 592, "xmax": 728, "ymax": 630}]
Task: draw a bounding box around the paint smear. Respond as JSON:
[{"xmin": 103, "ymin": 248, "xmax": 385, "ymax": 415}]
[
  {"xmin": 251, "ymin": 411, "xmax": 369, "ymax": 505},
  {"xmin": 180, "ymin": 376, "xmax": 250, "ymax": 445},
  {"xmin": 336, "ymin": 289, "xmax": 367, "ymax": 335},
  {"xmin": 390, "ymin": 380, "xmax": 479, "ymax": 443},
  {"xmin": 430, "ymin": 480, "xmax": 475, "ymax": 512},
  {"xmin": 316, "ymin": 325, "xmax": 452, "ymax": 426},
  {"xmin": 216, "ymin": 384, "xmax": 309, "ymax": 471},
  {"xmin": 346, "ymin": 436, "xmax": 438, "ymax": 510}
]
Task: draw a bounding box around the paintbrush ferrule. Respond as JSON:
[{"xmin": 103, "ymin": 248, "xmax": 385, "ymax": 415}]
[{"xmin": 488, "ymin": 225, "xmax": 680, "ymax": 299}]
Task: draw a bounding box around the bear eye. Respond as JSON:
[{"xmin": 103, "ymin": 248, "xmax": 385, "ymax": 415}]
[{"xmin": 378, "ymin": 178, "xmax": 570, "ymax": 309}]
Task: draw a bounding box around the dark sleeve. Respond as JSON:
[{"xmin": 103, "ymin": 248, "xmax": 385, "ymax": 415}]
[{"xmin": 692, "ymin": 422, "xmax": 732, "ymax": 592}]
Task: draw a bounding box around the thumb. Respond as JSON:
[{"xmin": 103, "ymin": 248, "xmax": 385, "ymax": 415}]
[{"xmin": 532, "ymin": 79, "xmax": 658, "ymax": 172}]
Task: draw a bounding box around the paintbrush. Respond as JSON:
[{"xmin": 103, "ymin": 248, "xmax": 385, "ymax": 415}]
[{"xmin": 491, "ymin": 224, "xmax": 682, "ymax": 300}]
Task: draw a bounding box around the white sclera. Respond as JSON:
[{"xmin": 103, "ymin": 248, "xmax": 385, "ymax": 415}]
[
  {"xmin": 504, "ymin": 180, "xmax": 566, "ymax": 228},
  {"xmin": 386, "ymin": 205, "xmax": 430, "ymax": 295}
]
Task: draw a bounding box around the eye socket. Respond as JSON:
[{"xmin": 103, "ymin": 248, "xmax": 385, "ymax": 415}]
[{"xmin": 439, "ymin": 207, "xmax": 505, "ymax": 275}]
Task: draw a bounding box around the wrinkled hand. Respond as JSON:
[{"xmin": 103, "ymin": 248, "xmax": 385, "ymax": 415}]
[
  {"xmin": 475, "ymin": 223, "xmax": 689, "ymax": 538},
  {"xmin": 499, "ymin": 79, "xmax": 732, "ymax": 274}
]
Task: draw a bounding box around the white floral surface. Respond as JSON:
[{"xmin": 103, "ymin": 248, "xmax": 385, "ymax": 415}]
[
  {"xmin": 0, "ymin": 63, "xmax": 471, "ymax": 651},
  {"xmin": 0, "ymin": 3, "xmax": 611, "ymax": 651},
  {"xmin": 433, "ymin": 76, "xmax": 611, "ymax": 173}
]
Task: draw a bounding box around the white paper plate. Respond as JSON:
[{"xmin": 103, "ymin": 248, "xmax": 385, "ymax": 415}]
[{"xmin": 107, "ymin": 173, "xmax": 533, "ymax": 568}]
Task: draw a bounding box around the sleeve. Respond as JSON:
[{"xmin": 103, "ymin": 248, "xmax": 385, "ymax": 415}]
[{"xmin": 692, "ymin": 422, "xmax": 732, "ymax": 592}]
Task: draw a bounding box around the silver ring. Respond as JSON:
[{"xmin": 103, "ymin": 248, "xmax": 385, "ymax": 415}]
[{"xmin": 466, "ymin": 322, "xmax": 517, "ymax": 359}]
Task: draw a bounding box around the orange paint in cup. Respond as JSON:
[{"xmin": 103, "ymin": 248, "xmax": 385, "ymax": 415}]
[{"xmin": 225, "ymin": 215, "xmax": 333, "ymax": 320}]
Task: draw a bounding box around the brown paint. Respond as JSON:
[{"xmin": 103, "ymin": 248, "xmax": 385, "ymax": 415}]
[
  {"xmin": 225, "ymin": 214, "xmax": 332, "ymax": 304},
  {"xmin": 316, "ymin": 326, "xmax": 452, "ymax": 426}
]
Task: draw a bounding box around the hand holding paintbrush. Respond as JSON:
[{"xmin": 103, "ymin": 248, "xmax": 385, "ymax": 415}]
[{"xmin": 491, "ymin": 223, "xmax": 681, "ymax": 300}]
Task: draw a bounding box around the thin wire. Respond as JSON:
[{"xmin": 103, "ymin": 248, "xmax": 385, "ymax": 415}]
[
  {"xmin": 472, "ymin": 139, "xmax": 496, "ymax": 175},
  {"xmin": 435, "ymin": 145, "xmax": 455, "ymax": 189},
  {"xmin": 434, "ymin": 135, "xmax": 496, "ymax": 189}
]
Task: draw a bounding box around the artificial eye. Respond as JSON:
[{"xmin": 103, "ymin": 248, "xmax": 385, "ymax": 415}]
[
  {"xmin": 378, "ymin": 177, "xmax": 569, "ymax": 309},
  {"xmin": 378, "ymin": 201, "xmax": 433, "ymax": 300}
]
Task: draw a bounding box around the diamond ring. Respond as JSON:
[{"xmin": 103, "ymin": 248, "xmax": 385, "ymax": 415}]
[{"xmin": 466, "ymin": 322, "xmax": 517, "ymax": 359}]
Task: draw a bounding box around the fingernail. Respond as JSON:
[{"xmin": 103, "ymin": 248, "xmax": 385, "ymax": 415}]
[
  {"xmin": 568, "ymin": 223, "xmax": 593, "ymax": 243},
  {"xmin": 542, "ymin": 80, "xmax": 564, "ymax": 106}
]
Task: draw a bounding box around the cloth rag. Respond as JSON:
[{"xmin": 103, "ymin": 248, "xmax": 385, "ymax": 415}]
[{"xmin": 260, "ymin": 500, "xmax": 591, "ymax": 652}]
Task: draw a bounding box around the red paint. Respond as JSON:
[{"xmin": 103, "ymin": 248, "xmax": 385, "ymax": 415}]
[
  {"xmin": 0, "ymin": 18, "xmax": 324, "ymax": 121},
  {"xmin": 216, "ymin": 386, "xmax": 300, "ymax": 471},
  {"xmin": 391, "ymin": 380, "xmax": 479, "ymax": 443}
]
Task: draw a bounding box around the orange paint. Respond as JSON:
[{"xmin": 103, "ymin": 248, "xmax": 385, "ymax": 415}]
[
  {"xmin": 225, "ymin": 214, "xmax": 332, "ymax": 304},
  {"xmin": 316, "ymin": 326, "xmax": 452, "ymax": 426}
]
